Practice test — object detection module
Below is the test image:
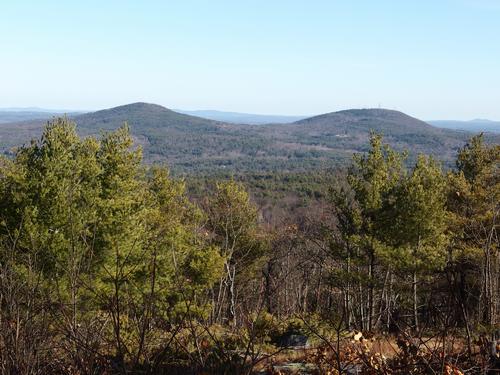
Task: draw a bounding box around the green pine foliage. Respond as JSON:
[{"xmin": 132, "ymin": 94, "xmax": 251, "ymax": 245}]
[{"xmin": 0, "ymin": 118, "xmax": 224, "ymax": 366}]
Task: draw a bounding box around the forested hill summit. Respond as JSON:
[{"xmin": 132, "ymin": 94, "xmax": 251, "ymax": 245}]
[
  {"xmin": 0, "ymin": 102, "xmax": 497, "ymax": 173},
  {"xmin": 73, "ymin": 102, "xmax": 225, "ymax": 132},
  {"xmin": 295, "ymin": 108, "xmax": 435, "ymax": 131}
]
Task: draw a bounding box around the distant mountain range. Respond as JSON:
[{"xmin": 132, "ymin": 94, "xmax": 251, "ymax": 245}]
[
  {"xmin": 0, "ymin": 108, "xmax": 84, "ymax": 124},
  {"xmin": 176, "ymin": 110, "xmax": 306, "ymax": 124},
  {"xmin": 428, "ymin": 119, "xmax": 500, "ymax": 133},
  {"xmin": 0, "ymin": 103, "xmax": 497, "ymax": 174},
  {"xmin": 2, "ymin": 107, "xmax": 499, "ymax": 132},
  {"xmin": 0, "ymin": 107, "xmax": 78, "ymax": 112}
]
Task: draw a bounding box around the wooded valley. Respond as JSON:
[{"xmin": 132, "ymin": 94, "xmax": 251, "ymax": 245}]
[{"xmin": 0, "ymin": 118, "xmax": 498, "ymax": 374}]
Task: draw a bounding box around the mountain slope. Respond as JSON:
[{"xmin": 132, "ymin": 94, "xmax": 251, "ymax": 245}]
[
  {"xmin": 74, "ymin": 102, "xmax": 223, "ymax": 132},
  {"xmin": 0, "ymin": 103, "xmax": 496, "ymax": 174},
  {"xmin": 275, "ymin": 108, "xmax": 466, "ymax": 155},
  {"xmin": 70, "ymin": 103, "xmax": 269, "ymax": 167},
  {"xmin": 294, "ymin": 108, "xmax": 434, "ymax": 131}
]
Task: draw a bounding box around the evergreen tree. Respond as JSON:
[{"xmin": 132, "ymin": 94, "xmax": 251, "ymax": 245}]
[
  {"xmin": 347, "ymin": 133, "xmax": 405, "ymax": 330},
  {"xmin": 383, "ymin": 155, "xmax": 449, "ymax": 329},
  {"xmin": 0, "ymin": 118, "xmax": 224, "ymax": 369},
  {"xmin": 448, "ymin": 134, "xmax": 499, "ymax": 326}
]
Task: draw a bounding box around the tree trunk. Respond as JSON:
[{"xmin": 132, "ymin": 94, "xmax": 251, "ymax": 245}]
[
  {"xmin": 227, "ymin": 263, "xmax": 237, "ymax": 327},
  {"xmin": 368, "ymin": 248, "xmax": 375, "ymax": 331},
  {"xmin": 413, "ymin": 270, "xmax": 418, "ymax": 331},
  {"xmin": 345, "ymin": 254, "xmax": 351, "ymax": 328},
  {"xmin": 264, "ymin": 261, "xmax": 273, "ymax": 314}
]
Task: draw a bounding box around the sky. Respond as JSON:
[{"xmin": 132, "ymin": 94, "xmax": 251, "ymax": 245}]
[{"xmin": 1, "ymin": 0, "xmax": 499, "ymax": 120}]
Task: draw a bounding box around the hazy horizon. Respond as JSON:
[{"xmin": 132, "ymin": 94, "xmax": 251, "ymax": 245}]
[
  {"xmin": 2, "ymin": 1, "xmax": 500, "ymax": 120},
  {"xmin": 1, "ymin": 103, "xmax": 500, "ymax": 122},
  {"xmin": 0, "ymin": 103, "xmax": 500, "ymax": 123}
]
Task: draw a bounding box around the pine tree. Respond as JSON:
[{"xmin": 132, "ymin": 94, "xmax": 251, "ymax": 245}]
[
  {"xmin": 448, "ymin": 134, "xmax": 499, "ymax": 326},
  {"xmin": 347, "ymin": 133, "xmax": 405, "ymax": 330},
  {"xmin": 384, "ymin": 155, "xmax": 449, "ymax": 330}
]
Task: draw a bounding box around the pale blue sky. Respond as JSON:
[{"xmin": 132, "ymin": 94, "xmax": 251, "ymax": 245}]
[{"xmin": 1, "ymin": 0, "xmax": 499, "ymax": 119}]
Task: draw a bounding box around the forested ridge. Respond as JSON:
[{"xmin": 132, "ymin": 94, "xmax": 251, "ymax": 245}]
[
  {"xmin": 2, "ymin": 103, "xmax": 499, "ymax": 174},
  {"xmin": 0, "ymin": 118, "xmax": 498, "ymax": 374}
]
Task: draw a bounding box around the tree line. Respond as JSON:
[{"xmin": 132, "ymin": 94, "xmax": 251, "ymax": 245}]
[{"xmin": 0, "ymin": 118, "xmax": 498, "ymax": 374}]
